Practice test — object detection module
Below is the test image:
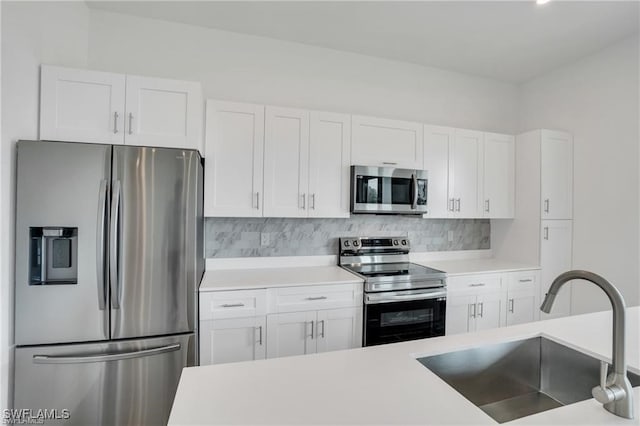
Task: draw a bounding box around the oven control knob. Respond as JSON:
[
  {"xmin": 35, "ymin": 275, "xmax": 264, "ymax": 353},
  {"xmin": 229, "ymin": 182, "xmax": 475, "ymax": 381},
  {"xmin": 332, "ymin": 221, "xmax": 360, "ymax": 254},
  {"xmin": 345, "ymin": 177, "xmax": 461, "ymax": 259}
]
[
  {"xmin": 401, "ymin": 240, "xmax": 407, "ymax": 245},
  {"xmin": 353, "ymin": 240, "xmax": 360, "ymax": 247},
  {"xmin": 393, "ymin": 240, "xmax": 399, "ymax": 246},
  {"xmin": 344, "ymin": 240, "xmax": 350, "ymax": 247}
]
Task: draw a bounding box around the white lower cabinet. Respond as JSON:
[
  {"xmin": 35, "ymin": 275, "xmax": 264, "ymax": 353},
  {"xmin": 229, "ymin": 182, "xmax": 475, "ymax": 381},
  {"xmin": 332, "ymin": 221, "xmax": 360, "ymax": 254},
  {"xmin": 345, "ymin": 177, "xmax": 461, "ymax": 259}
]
[
  {"xmin": 313, "ymin": 307, "xmax": 362, "ymax": 354},
  {"xmin": 266, "ymin": 311, "xmax": 316, "ymax": 358},
  {"xmin": 540, "ymin": 220, "xmax": 573, "ymax": 319},
  {"xmin": 446, "ymin": 291, "xmax": 502, "ymax": 335},
  {"xmin": 505, "ymin": 271, "xmax": 541, "ymax": 326},
  {"xmin": 445, "ymin": 270, "xmax": 541, "ymax": 335},
  {"xmin": 200, "ymin": 284, "xmax": 363, "ymax": 365},
  {"xmin": 200, "ymin": 316, "xmax": 266, "ymax": 365},
  {"xmin": 266, "ymin": 307, "xmax": 362, "ymax": 359},
  {"xmin": 445, "ymin": 293, "xmax": 476, "ymax": 335},
  {"xmin": 474, "ymin": 291, "xmax": 503, "ymax": 332}
]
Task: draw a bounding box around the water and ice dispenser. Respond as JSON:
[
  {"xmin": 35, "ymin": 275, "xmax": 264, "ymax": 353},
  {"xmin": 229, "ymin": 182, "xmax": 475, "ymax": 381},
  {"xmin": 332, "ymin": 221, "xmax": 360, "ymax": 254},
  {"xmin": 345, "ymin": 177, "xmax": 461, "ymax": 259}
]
[{"xmin": 29, "ymin": 227, "xmax": 78, "ymax": 285}]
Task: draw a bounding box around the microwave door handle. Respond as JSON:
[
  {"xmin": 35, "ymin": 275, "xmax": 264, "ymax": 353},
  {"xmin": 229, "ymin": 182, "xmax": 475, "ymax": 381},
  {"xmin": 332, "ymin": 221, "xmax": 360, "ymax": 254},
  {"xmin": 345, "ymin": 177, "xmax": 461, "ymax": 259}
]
[{"xmin": 411, "ymin": 173, "xmax": 418, "ymax": 209}]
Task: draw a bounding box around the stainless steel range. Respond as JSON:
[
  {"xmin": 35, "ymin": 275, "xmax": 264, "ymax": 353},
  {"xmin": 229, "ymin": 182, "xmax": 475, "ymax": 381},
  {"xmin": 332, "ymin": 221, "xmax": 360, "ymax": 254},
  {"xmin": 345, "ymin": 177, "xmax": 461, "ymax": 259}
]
[{"xmin": 339, "ymin": 237, "xmax": 447, "ymax": 346}]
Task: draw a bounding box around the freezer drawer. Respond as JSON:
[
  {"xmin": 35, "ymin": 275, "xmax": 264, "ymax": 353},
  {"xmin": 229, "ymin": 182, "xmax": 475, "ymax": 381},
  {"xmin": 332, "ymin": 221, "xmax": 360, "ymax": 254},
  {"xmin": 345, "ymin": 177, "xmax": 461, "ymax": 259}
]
[{"xmin": 14, "ymin": 333, "xmax": 194, "ymax": 426}]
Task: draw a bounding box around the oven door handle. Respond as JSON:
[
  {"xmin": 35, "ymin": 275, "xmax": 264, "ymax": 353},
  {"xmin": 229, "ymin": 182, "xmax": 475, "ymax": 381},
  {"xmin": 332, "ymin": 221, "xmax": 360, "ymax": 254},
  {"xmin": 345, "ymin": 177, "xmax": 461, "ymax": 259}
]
[{"xmin": 365, "ymin": 289, "xmax": 447, "ymax": 304}]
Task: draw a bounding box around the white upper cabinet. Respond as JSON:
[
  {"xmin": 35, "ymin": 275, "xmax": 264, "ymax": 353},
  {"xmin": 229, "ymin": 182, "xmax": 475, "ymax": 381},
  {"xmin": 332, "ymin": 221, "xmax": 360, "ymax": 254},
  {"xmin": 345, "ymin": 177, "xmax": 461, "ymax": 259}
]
[
  {"xmin": 203, "ymin": 102, "xmax": 350, "ymax": 219},
  {"xmin": 423, "ymin": 125, "xmax": 453, "ymax": 218},
  {"xmin": 263, "ymin": 106, "xmax": 310, "ymax": 218},
  {"xmin": 351, "ymin": 115, "xmax": 423, "ymax": 169},
  {"xmin": 204, "ymin": 100, "xmax": 265, "ymax": 217},
  {"xmin": 124, "ymin": 75, "xmax": 202, "ymax": 151},
  {"xmin": 541, "ymin": 130, "xmax": 573, "ymax": 219},
  {"xmin": 482, "ymin": 133, "xmax": 515, "ymax": 218},
  {"xmin": 40, "ymin": 65, "xmax": 126, "ymax": 144},
  {"xmin": 308, "ymin": 112, "xmax": 351, "ymax": 218},
  {"xmin": 449, "ymin": 129, "xmax": 482, "ymax": 218},
  {"xmin": 40, "ymin": 65, "xmax": 203, "ymax": 151}
]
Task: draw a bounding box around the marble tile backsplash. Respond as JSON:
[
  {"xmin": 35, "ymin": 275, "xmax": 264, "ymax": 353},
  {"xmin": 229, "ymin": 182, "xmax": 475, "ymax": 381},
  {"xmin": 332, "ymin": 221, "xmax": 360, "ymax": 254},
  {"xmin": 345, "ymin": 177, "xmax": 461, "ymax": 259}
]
[{"xmin": 204, "ymin": 216, "xmax": 490, "ymax": 258}]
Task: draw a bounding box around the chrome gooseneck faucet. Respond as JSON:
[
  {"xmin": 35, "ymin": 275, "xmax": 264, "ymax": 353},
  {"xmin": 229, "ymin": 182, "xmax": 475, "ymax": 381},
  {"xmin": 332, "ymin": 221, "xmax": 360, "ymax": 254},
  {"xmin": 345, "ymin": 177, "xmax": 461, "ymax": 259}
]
[{"xmin": 540, "ymin": 270, "xmax": 634, "ymax": 419}]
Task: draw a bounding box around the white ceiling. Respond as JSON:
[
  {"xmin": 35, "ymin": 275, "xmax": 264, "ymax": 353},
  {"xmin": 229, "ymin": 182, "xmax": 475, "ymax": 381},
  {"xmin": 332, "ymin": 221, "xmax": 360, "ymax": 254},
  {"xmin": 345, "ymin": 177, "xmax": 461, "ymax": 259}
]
[{"xmin": 86, "ymin": 1, "xmax": 639, "ymax": 83}]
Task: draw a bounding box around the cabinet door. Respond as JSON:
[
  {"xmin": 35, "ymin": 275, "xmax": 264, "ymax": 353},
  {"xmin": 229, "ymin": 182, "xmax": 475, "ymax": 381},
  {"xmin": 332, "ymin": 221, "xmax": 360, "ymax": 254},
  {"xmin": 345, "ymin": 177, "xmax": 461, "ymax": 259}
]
[
  {"xmin": 505, "ymin": 270, "xmax": 540, "ymax": 325},
  {"xmin": 506, "ymin": 290, "xmax": 537, "ymax": 326},
  {"xmin": 263, "ymin": 107, "xmax": 310, "ymax": 217},
  {"xmin": 483, "ymin": 133, "xmax": 515, "ymax": 218},
  {"xmin": 540, "ymin": 220, "xmax": 573, "ymax": 319},
  {"xmin": 449, "ymin": 129, "xmax": 482, "ymax": 218},
  {"xmin": 351, "ymin": 115, "xmax": 423, "ymax": 169},
  {"xmin": 316, "ymin": 307, "xmax": 362, "ymax": 353},
  {"xmin": 40, "ymin": 65, "xmax": 125, "ymax": 144},
  {"xmin": 266, "ymin": 311, "xmax": 316, "ymax": 359},
  {"xmin": 541, "ymin": 130, "xmax": 573, "ymax": 219},
  {"xmin": 200, "ymin": 316, "xmax": 266, "ymax": 365},
  {"xmin": 124, "ymin": 76, "xmax": 202, "ymax": 150},
  {"xmin": 204, "ymin": 101, "xmax": 265, "ymax": 217},
  {"xmin": 308, "ymin": 112, "xmax": 351, "ymax": 218},
  {"xmin": 445, "ymin": 294, "xmax": 475, "ymax": 335},
  {"xmin": 423, "ymin": 125, "xmax": 453, "ymax": 218},
  {"xmin": 475, "ymin": 291, "xmax": 503, "ymax": 331}
]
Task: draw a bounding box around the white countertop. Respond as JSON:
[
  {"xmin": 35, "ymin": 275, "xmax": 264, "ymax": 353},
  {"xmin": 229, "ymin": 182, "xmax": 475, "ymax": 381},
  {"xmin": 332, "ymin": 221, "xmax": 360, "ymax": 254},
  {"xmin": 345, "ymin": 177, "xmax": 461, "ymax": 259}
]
[
  {"xmin": 417, "ymin": 258, "xmax": 540, "ymax": 275},
  {"xmin": 199, "ymin": 266, "xmax": 363, "ymax": 291},
  {"xmin": 169, "ymin": 308, "xmax": 639, "ymax": 425}
]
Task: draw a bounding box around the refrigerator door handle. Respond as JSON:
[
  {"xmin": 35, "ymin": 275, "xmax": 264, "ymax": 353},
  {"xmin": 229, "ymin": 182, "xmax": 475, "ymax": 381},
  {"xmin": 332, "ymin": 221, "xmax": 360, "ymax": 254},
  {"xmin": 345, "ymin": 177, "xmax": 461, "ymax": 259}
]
[
  {"xmin": 96, "ymin": 180, "xmax": 108, "ymax": 310},
  {"xmin": 32, "ymin": 343, "xmax": 181, "ymax": 364},
  {"xmin": 109, "ymin": 180, "xmax": 121, "ymax": 309}
]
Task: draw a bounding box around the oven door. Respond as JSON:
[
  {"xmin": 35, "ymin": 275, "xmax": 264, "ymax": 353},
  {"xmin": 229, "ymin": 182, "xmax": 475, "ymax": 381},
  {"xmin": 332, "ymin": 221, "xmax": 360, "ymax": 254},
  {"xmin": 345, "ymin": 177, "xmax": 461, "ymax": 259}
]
[
  {"xmin": 351, "ymin": 166, "xmax": 428, "ymax": 214},
  {"xmin": 364, "ymin": 288, "xmax": 446, "ymax": 346}
]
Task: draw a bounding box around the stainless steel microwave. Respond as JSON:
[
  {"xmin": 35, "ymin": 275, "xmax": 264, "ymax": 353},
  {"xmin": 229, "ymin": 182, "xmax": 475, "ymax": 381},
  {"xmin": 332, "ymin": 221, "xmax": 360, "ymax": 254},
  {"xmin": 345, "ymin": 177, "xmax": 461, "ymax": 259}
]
[{"xmin": 350, "ymin": 165, "xmax": 428, "ymax": 215}]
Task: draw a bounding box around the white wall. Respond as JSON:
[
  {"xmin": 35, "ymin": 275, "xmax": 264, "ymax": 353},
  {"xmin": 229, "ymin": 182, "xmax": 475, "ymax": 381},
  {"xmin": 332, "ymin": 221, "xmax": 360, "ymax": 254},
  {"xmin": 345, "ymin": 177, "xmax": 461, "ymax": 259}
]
[
  {"xmin": 518, "ymin": 35, "xmax": 640, "ymax": 313},
  {"xmin": 86, "ymin": 10, "xmax": 519, "ymax": 134},
  {"xmin": 0, "ymin": 1, "xmax": 89, "ymax": 410}
]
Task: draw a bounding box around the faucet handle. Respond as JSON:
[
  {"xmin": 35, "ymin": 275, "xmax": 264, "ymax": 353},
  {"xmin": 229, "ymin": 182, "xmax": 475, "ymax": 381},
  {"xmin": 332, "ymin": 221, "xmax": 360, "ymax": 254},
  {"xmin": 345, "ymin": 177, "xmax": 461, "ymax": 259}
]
[
  {"xmin": 593, "ymin": 361, "xmax": 615, "ymax": 404},
  {"xmin": 599, "ymin": 361, "xmax": 609, "ymax": 389},
  {"xmin": 592, "ymin": 361, "xmax": 627, "ymax": 404}
]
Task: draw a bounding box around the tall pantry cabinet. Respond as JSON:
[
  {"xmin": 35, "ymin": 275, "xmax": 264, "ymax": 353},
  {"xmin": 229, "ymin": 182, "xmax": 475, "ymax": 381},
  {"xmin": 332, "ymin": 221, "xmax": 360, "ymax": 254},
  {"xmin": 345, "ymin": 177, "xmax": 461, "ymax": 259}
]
[{"xmin": 492, "ymin": 130, "xmax": 574, "ymax": 319}]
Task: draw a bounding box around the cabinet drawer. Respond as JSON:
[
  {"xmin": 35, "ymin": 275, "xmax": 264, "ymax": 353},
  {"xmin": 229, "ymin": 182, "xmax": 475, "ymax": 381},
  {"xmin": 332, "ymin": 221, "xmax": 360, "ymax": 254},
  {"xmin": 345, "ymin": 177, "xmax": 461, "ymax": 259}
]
[
  {"xmin": 507, "ymin": 270, "xmax": 540, "ymax": 294},
  {"xmin": 447, "ymin": 274, "xmax": 502, "ymax": 293},
  {"xmin": 200, "ymin": 289, "xmax": 267, "ymax": 320},
  {"xmin": 268, "ymin": 283, "xmax": 363, "ymax": 313}
]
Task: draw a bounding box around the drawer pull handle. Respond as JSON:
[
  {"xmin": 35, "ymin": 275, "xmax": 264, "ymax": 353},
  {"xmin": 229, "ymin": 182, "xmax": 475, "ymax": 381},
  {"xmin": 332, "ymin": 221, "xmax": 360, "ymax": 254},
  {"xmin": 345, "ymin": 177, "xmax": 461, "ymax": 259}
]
[
  {"xmin": 306, "ymin": 296, "xmax": 327, "ymax": 301},
  {"xmin": 518, "ymin": 279, "xmax": 533, "ymax": 283},
  {"xmin": 221, "ymin": 303, "xmax": 245, "ymax": 308},
  {"xmin": 509, "ymin": 298, "xmax": 515, "ymax": 313},
  {"xmin": 469, "ymin": 283, "xmax": 486, "ymax": 287}
]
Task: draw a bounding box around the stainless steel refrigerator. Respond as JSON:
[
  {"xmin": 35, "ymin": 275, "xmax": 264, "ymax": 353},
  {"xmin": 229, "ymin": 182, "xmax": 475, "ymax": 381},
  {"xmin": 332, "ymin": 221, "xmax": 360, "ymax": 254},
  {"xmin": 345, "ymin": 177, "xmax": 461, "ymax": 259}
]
[{"xmin": 13, "ymin": 140, "xmax": 203, "ymax": 425}]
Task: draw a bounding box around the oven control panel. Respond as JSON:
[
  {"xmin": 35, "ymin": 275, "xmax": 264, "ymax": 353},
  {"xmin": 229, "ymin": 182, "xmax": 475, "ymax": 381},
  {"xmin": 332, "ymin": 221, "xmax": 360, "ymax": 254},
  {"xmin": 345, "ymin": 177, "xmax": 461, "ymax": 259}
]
[{"xmin": 339, "ymin": 236, "xmax": 410, "ymax": 254}]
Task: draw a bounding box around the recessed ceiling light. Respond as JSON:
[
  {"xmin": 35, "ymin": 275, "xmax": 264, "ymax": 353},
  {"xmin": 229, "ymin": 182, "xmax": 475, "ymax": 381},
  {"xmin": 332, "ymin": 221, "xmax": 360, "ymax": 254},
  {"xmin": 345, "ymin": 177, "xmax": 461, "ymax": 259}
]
[{"xmin": 537, "ymin": 0, "xmax": 551, "ymax": 4}]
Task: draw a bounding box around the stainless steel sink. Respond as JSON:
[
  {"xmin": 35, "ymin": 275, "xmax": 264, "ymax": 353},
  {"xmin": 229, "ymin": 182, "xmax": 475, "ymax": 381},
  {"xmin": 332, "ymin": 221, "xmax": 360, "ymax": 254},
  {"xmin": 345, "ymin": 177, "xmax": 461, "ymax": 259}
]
[{"xmin": 417, "ymin": 337, "xmax": 640, "ymax": 423}]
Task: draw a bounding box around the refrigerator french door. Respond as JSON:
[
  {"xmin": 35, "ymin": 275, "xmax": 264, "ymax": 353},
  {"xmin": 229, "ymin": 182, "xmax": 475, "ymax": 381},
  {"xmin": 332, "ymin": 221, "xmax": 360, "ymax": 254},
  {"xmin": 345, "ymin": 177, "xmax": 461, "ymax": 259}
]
[{"xmin": 14, "ymin": 141, "xmax": 203, "ymax": 425}]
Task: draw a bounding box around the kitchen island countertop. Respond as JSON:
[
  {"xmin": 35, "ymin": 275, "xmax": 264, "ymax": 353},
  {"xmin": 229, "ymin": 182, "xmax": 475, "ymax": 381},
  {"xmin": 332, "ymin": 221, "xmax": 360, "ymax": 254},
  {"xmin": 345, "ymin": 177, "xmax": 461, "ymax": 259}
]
[{"xmin": 169, "ymin": 307, "xmax": 639, "ymax": 425}]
